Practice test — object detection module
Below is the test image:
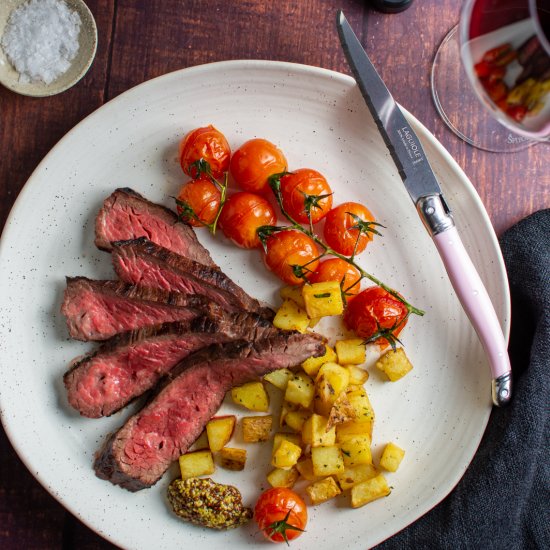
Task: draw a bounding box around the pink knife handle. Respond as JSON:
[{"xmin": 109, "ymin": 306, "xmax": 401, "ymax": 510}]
[{"xmin": 433, "ymin": 227, "xmax": 512, "ymax": 406}]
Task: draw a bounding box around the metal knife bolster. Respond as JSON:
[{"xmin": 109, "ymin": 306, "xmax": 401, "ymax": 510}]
[{"xmin": 416, "ymin": 194, "xmax": 455, "ymax": 236}]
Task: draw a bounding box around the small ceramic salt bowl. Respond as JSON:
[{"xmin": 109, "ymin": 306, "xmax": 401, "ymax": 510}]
[{"xmin": 0, "ymin": 0, "xmax": 97, "ymax": 97}]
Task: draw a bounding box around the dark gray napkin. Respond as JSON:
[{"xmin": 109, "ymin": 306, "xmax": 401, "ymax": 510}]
[{"xmin": 376, "ymin": 209, "xmax": 550, "ymax": 550}]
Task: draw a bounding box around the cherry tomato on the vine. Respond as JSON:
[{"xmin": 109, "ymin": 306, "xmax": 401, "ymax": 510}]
[
  {"xmin": 255, "ymin": 487, "xmax": 307, "ymax": 544},
  {"xmin": 218, "ymin": 192, "xmax": 276, "ymax": 249},
  {"xmin": 230, "ymin": 138, "xmax": 287, "ymax": 194},
  {"xmin": 179, "ymin": 125, "xmax": 231, "ymax": 179},
  {"xmin": 344, "ymin": 286, "xmax": 409, "ymax": 348},
  {"xmin": 264, "ymin": 230, "xmax": 319, "ymax": 286},
  {"xmin": 280, "ymin": 168, "xmax": 333, "ymax": 224},
  {"xmin": 323, "ymin": 202, "xmax": 377, "ymax": 256},
  {"xmin": 176, "ymin": 175, "xmax": 221, "ymax": 227},
  {"xmin": 309, "ymin": 257, "xmax": 362, "ymax": 299}
]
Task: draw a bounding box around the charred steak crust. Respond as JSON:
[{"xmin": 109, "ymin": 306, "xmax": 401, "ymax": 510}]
[
  {"xmin": 111, "ymin": 238, "xmax": 274, "ymax": 320},
  {"xmin": 64, "ymin": 311, "xmax": 278, "ymax": 418},
  {"xmin": 61, "ymin": 276, "xmax": 224, "ymax": 341},
  {"xmin": 94, "ymin": 332, "xmax": 325, "ymax": 491},
  {"xmin": 94, "ymin": 187, "xmax": 216, "ymax": 266}
]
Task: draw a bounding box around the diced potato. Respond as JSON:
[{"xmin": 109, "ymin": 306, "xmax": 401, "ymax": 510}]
[
  {"xmin": 336, "ymin": 463, "xmax": 379, "ymax": 491},
  {"xmin": 189, "ymin": 430, "xmax": 209, "ymax": 451},
  {"xmin": 284, "ymin": 409, "xmax": 311, "ymax": 432},
  {"xmin": 231, "ymin": 381, "xmax": 269, "ymax": 412},
  {"xmin": 308, "ymin": 316, "xmax": 321, "ymax": 328},
  {"xmin": 296, "ymin": 458, "xmax": 320, "ymax": 481},
  {"xmin": 350, "ymin": 474, "xmax": 391, "ymax": 508},
  {"xmin": 267, "ymin": 466, "xmax": 300, "ymax": 488},
  {"xmin": 346, "ymin": 386, "xmax": 375, "ymax": 423},
  {"xmin": 273, "ymin": 432, "xmax": 302, "ymax": 453},
  {"xmin": 206, "ymin": 416, "xmax": 236, "ymax": 452},
  {"xmin": 242, "ymin": 415, "xmax": 272, "ymax": 443},
  {"xmin": 280, "ymin": 285, "xmax": 305, "ymax": 308},
  {"xmin": 219, "ymin": 447, "xmax": 247, "ymax": 471},
  {"xmin": 314, "ymin": 362, "xmax": 350, "ymax": 416},
  {"xmin": 376, "ymin": 348, "xmax": 413, "ymax": 382},
  {"xmin": 178, "ymin": 450, "xmax": 215, "ymax": 479},
  {"xmin": 302, "ymin": 281, "xmax": 344, "ymax": 318},
  {"xmin": 285, "ymin": 372, "xmax": 315, "ymax": 409},
  {"xmin": 273, "ymin": 299, "xmax": 310, "ymax": 332},
  {"xmin": 380, "ymin": 442, "xmax": 405, "ymax": 472},
  {"xmin": 347, "ymin": 364, "xmax": 369, "ymax": 385},
  {"xmin": 327, "ymin": 392, "xmax": 357, "ymax": 429},
  {"xmin": 336, "ymin": 420, "xmax": 374, "ymax": 442},
  {"xmin": 264, "ymin": 368, "xmax": 294, "ymax": 391},
  {"xmin": 339, "ymin": 435, "xmax": 372, "ymax": 467},
  {"xmin": 302, "ymin": 345, "xmax": 337, "ymax": 377},
  {"xmin": 306, "ymin": 476, "xmax": 342, "ymax": 505},
  {"xmin": 301, "ymin": 414, "xmax": 336, "ymax": 447},
  {"xmin": 272, "ymin": 439, "xmax": 302, "ymax": 470},
  {"xmin": 335, "ymin": 338, "xmax": 366, "ymax": 365},
  {"xmin": 311, "ymin": 446, "xmax": 345, "ymax": 476}
]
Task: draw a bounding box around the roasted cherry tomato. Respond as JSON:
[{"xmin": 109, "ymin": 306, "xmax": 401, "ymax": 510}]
[
  {"xmin": 323, "ymin": 202, "xmax": 377, "ymax": 256},
  {"xmin": 219, "ymin": 191, "xmax": 276, "ymax": 249},
  {"xmin": 309, "ymin": 257, "xmax": 362, "ymax": 299},
  {"xmin": 344, "ymin": 286, "xmax": 409, "ymax": 348},
  {"xmin": 255, "ymin": 487, "xmax": 307, "ymax": 544},
  {"xmin": 280, "ymin": 168, "xmax": 333, "ymax": 224},
  {"xmin": 176, "ymin": 175, "xmax": 221, "ymax": 227},
  {"xmin": 264, "ymin": 230, "xmax": 319, "ymax": 285},
  {"xmin": 179, "ymin": 125, "xmax": 231, "ymax": 179},
  {"xmin": 230, "ymin": 138, "xmax": 287, "ymax": 194}
]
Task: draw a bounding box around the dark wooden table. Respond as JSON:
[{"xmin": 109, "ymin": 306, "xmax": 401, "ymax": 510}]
[{"xmin": 0, "ymin": 1, "xmax": 548, "ymax": 548}]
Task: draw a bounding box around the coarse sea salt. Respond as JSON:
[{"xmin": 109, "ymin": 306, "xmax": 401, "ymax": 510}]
[{"xmin": 1, "ymin": 0, "xmax": 82, "ymax": 85}]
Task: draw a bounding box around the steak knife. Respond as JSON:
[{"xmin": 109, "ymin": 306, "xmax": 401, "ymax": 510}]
[{"xmin": 336, "ymin": 10, "xmax": 512, "ymax": 406}]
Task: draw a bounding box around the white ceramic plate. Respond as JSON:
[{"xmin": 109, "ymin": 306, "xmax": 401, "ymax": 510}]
[{"xmin": 0, "ymin": 61, "xmax": 510, "ymax": 549}]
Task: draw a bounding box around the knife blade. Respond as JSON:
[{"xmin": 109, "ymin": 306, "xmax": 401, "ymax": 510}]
[{"xmin": 336, "ymin": 10, "xmax": 512, "ymax": 406}]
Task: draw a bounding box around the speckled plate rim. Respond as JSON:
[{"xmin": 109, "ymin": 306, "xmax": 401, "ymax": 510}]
[{"xmin": 0, "ymin": 60, "xmax": 510, "ymax": 549}]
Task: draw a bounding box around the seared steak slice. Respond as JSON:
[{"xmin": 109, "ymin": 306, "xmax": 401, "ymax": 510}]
[
  {"xmin": 94, "ymin": 332, "xmax": 325, "ymax": 491},
  {"xmin": 95, "ymin": 188, "xmax": 215, "ymax": 266},
  {"xmin": 61, "ymin": 276, "xmax": 223, "ymax": 341},
  {"xmin": 111, "ymin": 238, "xmax": 274, "ymax": 319},
  {"xmin": 64, "ymin": 312, "xmax": 278, "ymax": 418}
]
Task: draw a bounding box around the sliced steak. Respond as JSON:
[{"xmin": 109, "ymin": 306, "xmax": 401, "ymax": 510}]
[
  {"xmin": 64, "ymin": 312, "xmax": 278, "ymax": 418},
  {"xmin": 95, "ymin": 188, "xmax": 215, "ymax": 266},
  {"xmin": 111, "ymin": 238, "xmax": 274, "ymax": 319},
  {"xmin": 94, "ymin": 331, "xmax": 325, "ymax": 491},
  {"xmin": 61, "ymin": 276, "xmax": 223, "ymax": 341}
]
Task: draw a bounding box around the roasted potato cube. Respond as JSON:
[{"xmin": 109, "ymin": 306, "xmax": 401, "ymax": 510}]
[
  {"xmin": 178, "ymin": 450, "xmax": 215, "ymax": 479},
  {"xmin": 335, "ymin": 338, "xmax": 366, "ymax": 365},
  {"xmin": 219, "ymin": 447, "xmax": 247, "ymax": 471},
  {"xmin": 284, "ymin": 409, "xmax": 310, "ymax": 432},
  {"xmin": 206, "ymin": 416, "xmax": 236, "ymax": 452},
  {"xmin": 376, "ymin": 348, "xmax": 413, "ymax": 381},
  {"xmin": 285, "ymin": 372, "xmax": 314, "ymax": 409},
  {"xmin": 296, "ymin": 457, "xmax": 320, "ymax": 481},
  {"xmin": 189, "ymin": 430, "xmax": 209, "ymax": 451},
  {"xmin": 350, "ymin": 474, "xmax": 391, "ymax": 508},
  {"xmin": 231, "ymin": 381, "xmax": 269, "ymax": 412},
  {"xmin": 267, "ymin": 466, "xmax": 300, "ymax": 488},
  {"xmin": 314, "ymin": 362, "xmax": 350, "ymax": 416},
  {"xmin": 273, "ymin": 299, "xmax": 310, "ymax": 332},
  {"xmin": 306, "ymin": 476, "xmax": 342, "ymax": 505},
  {"xmin": 242, "ymin": 415, "xmax": 272, "ymax": 443},
  {"xmin": 272, "ymin": 439, "xmax": 302, "ymax": 470},
  {"xmin": 346, "ymin": 386, "xmax": 375, "ymax": 422},
  {"xmin": 264, "ymin": 368, "xmax": 294, "ymax": 390},
  {"xmin": 308, "ymin": 316, "xmax": 321, "ymax": 328},
  {"xmin": 380, "ymin": 442, "xmax": 405, "ymax": 472},
  {"xmin": 336, "ymin": 420, "xmax": 374, "ymax": 442},
  {"xmin": 301, "ymin": 414, "xmax": 336, "ymax": 447},
  {"xmin": 280, "ymin": 285, "xmax": 305, "ymax": 308},
  {"xmin": 302, "ymin": 281, "xmax": 344, "ymax": 318},
  {"xmin": 347, "ymin": 365, "xmax": 369, "ymax": 385},
  {"xmin": 336, "ymin": 463, "xmax": 379, "ymax": 491},
  {"xmin": 311, "ymin": 445, "xmax": 345, "ymax": 476},
  {"xmin": 273, "ymin": 432, "xmax": 302, "ymax": 453},
  {"xmin": 339, "ymin": 435, "xmax": 372, "ymax": 467},
  {"xmin": 302, "ymin": 345, "xmax": 337, "ymax": 377},
  {"xmin": 327, "ymin": 392, "xmax": 357, "ymax": 429}
]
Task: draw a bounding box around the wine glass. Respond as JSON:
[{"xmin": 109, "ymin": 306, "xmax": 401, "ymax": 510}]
[{"xmin": 432, "ymin": 0, "xmax": 550, "ymax": 152}]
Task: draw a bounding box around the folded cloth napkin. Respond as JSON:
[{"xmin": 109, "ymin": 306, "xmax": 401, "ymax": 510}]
[{"xmin": 376, "ymin": 209, "xmax": 550, "ymax": 549}]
